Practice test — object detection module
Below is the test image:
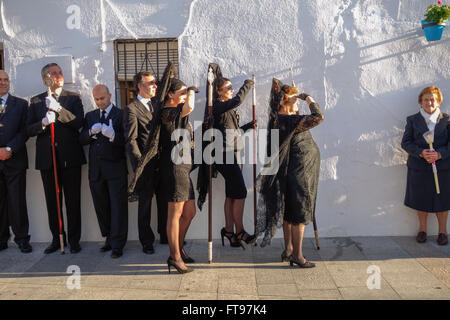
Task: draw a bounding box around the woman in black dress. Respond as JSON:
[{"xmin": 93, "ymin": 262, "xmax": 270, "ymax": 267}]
[
  {"xmin": 212, "ymin": 75, "xmax": 257, "ymax": 248},
  {"xmin": 159, "ymin": 75, "xmax": 198, "ymax": 273},
  {"xmin": 401, "ymin": 86, "xmax": 448, "ymax": 245},
  {"xmin": 256, "ymin": 79, "xmax": 323, "ymax": 268}
]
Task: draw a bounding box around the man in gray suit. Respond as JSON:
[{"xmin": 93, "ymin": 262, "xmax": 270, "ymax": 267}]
[{"xmin": 0, "ymin": 70, "xmax": 32, "ymax": 253}]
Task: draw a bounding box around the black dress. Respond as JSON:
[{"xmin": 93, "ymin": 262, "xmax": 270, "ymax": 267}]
[
  {"xmin": 256, "ymin": 102, "xmax": 323, "ymax": 246},
  {"xmin": 160, "ymin": 104, "xmax": 195, "ymax": 202},
  {"xmin": 401, "ymin": 111, "xmax": 450, "ymax": 212},
  {"xmin": 212, "ymin": 81, "xmax": 253, "ymax": 199}
]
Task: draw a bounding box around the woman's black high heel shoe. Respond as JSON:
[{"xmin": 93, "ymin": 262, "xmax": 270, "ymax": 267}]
[
  {"xmin": 235, "ymin": 230, "xmax": 257, "ymax": 250},
  {"xmin": 289, "ymin": 257, "xmax": 315, "ymax": 268},
  {"xmin": 281, "ymin": 250, "xmax": 293, "ymax": 262},
  {"xmin": 181, "ymin": 248, "xmax": 195, "ymax": 263},
  {"xmin": 220, "ymin": 228, "xmax": 240, "ymax": 247},
  {"xmin": 167, "ymin": 257, "xmax": 193, "ymax": 274}
]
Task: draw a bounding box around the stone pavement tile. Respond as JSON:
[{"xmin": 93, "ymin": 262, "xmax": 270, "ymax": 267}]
[
  {"xmin": 317, "ymin": 238, "xmax": 366, "ymax": 261},
  {"xmin": 121, "ymin": 289, "xmax": 179, "ymax": 300},
  {"xmin": 257, "ymin": 284, "xmax": 299, "ymax": 297},
  {"xmin": 415, "ymin": 258, "xmax": 450, "ymax": 288},
  {"xmin": 128, "ymin": 274, "xmax": 182, "ymax": 291},
  {"xmin": 218, "ymin": 277, "xmax": 257, "ymax": 296},
  {"xmin": 378, "ymin": 259, "xmax": 445, "ymax": 289},
  {"xmin": 391, "ymin": 236, "xmax": 448, "ymax": 259},
  {"xmin": 218, "ymin": 265, "xmax": 256, "ymax": 280},
  {"xmin": 27, "ymin": 285, "xmax": 75, "ymax": 300},
  {"xmin": 0, "ymin": 284, "xmax": 39, "ymax": 300},
  {"xmin": 432, "ymin": 239, "xmax": 450, "ymax": 256},
  {"xmin": 255, "ymin": 265, "xmax": 294, "ymax": 285},
  {"xmin": 218, "ymin": 294, "xmax": 260, "ymax": 300},
  {"xmin": 325, "ymin": 261, "xmax": 390, "ymax": 288},
  {"xmin": 394, "ymin": 287, "xmax": 450, "ymax": 300},
  {"xmin": 291, "ymin": 263, "xmax": 338, "ymax": 290},
  {"xmin": 259, "ymin": 296, "xmax": 301, "ymax": 300},
  {"xmin": 81, "ymin": 274, "xmax": 133, "ymax": 289},
  {"xmin": 0, "ymin": 243, "xmax": 46, "ymax": 272},
  {"xmin": 179, "ymin": 267, "xmax": 219, "ymax": 293},
  {"xmin": 177, "ymin": 292, "xmax": 218, "ymax": 300},
  {"xmin": 350, "ymin": 237, "xmax": 411, "ymax": 260},
  {"xmin": 338, "ymin": 286, "xmax": 401, "ymax": 300},
  {"xmin": 298, "ymin": 289, "xmax": 342, "ymax": 300},
  {"xmin": 67, "ymin": 287, "xmax": 128, "ymax": 300}
]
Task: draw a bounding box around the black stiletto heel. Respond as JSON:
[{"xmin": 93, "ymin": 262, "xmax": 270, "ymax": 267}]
[
  {"xmin": 167, "ymin": 257, "xmax": 193, "ymax": 274},
  {"xmin": 289, "ymin": 257, "xmax": 315, "ymax": 268},
  {"xmin": 220, "ymin": 227, "xmax": 240, "ymax": 247},
  {"xmin": 235, "ymin": 230, "xmax": 257, "ymax": 250},
  {"xmin": 281, "ymin": 250, "xmax": 293, "ymax": 262}
]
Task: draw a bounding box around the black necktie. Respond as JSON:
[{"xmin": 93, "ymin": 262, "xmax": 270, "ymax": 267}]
[
  {"xmin": 147, "ymin": 101, "xmax": 154, "ymax": 113},
  {"xmin": 100, "ymin": 110, "xmax": 107, "ymax": 124}
]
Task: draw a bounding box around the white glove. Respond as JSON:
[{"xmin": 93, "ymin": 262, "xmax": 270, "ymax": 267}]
[
  {"xmin": 90, "ymin": 123, "xmax": 102, "ymax": 136},
  {"xmin": 45, "ymin": 96, "xmax": 62, "ymax": 112},
  {"xmin": 101, "ymin": 119, "xmax": 115, "ymax": 142},
  {"xmin": 42, "ymin": 111, "xmax": 56, "ymax": 127}
]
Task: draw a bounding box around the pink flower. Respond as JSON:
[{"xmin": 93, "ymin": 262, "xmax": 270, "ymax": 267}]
[{"xmin": 438, "ymin": 1, "xmax": 442, "ymax": 4}]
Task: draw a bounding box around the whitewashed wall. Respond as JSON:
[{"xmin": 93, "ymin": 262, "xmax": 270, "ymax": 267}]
[{"xmin": 0, "ymin": 0, "xmax": 449, "ymax": 242}]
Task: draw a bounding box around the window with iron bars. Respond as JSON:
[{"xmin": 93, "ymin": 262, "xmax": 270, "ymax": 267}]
[{"xmin": 114, "ymin": 38, "xmax": 179, "ymax": 108}]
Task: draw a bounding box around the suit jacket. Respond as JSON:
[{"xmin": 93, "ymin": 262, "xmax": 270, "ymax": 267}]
[
  {"xmin": 123, "ymin": 97, "xmax": 161, "ymax": 172},
  {"xmin": 401, "ymin": 111, "xmax": 450, "ymax": 171},
  {"xmin": 0, "ymin": 94, "xmax": 29, "ymax": 170},
  {"xmin": 79, "ymin": 105, "xmax": 127, "ymax": 181},
  {"xmin": 27, "ymin": 89, "xmax": 86, "ymax": 170}
]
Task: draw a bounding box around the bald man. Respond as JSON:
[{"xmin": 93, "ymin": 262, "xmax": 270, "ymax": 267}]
[
  {"xmin": 80, "ymin": 85, "xmax": 128, "ymax": 258},
  {"xmin": 0, "ymin": 70, "xmax": 31, "ymax": 253}
]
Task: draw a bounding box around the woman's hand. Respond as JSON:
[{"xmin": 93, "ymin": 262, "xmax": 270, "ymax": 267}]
[{"xmin": 421, "ymin": 149, "xmax": 441, "ymax": 163}]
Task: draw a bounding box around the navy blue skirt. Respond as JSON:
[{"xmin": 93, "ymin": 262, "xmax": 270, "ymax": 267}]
[{"xmin": 404, "ymin": 168, "xmax": 450, "ymax": 212}]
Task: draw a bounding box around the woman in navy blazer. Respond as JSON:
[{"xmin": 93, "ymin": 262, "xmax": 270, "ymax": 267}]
[{"xmin": 401, "ymin": 86, "xmax": 448, "ymax": 245}]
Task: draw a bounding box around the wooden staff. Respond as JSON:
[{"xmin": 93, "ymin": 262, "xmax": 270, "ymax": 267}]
[
  {"xmin": 207, "ymin": 67, "xmax": 214, "ymax": 263},
  {"xmin": 423, "ymin": 130, "xmax": 440, "ymax": 194},
  {"xmin": 252, "ymin": 74, "xmax": 257, "ymax": 240},
  {"xmin": 45, "ymin": 76, "xmax": 65, "ymax": 254}
]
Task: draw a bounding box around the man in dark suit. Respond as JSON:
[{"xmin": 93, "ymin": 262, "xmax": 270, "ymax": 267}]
[
  {"xmin": 123, "ymin": 71, "xmax": 168, "ymax": 254},
  {"xmin": 27, "ymin": 63, "xmax": 86, "ymax": 254},
  {"xmin": 0, "ymin": 70, "xmax": 32, "ymax": 253},
  {"xmin": 80, "ymin": 84, "xmax": 128, "ymax": 258}
]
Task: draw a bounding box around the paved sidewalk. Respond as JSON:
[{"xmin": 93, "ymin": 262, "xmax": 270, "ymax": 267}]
[{"xmin": 0, "ymin": 236, "xmax": 449, "ymax": 300}]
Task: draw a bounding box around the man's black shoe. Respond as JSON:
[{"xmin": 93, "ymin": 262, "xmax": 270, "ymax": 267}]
[
  {"xmin": 0, "ymin": 242, "xmax": 7, "ymax": 251},
  {"xmin": 44, "ymin": 243, "xmax": 60, "ymax": 254},
  {"xmin": 100, "ymin": 242, "xmax": 112, "ymax": 252},
  {"xmin": 142, "ymin": 244, "xmax": 154, "ymax": 254},
  {"xmin": 111, "ymin": 249, "xmax": 123, "ymax": 259},
  {"xmin": 19, "ymin": 242, "xmax": 32, "ymax": 253},
  {"xmin": 70, "ymin": 244, "xmax": 82, "ymax": 254}
]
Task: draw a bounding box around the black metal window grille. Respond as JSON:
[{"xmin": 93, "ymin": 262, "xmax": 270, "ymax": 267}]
[{"xmin": 114, "ymin": 38, "xmax": 179, "ymax": 108}]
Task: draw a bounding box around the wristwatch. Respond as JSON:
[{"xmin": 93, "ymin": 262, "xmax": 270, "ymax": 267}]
[{"xmin": 5, "ymin": 146, "xmax": 11, "ymax": 153}]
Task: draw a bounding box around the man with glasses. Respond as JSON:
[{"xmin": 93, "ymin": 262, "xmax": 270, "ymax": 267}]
[
  {"xmin": 123, "ymin": 71, "xmax": 167, "ymax": 254},
  {"xmin": 27, "ymin": 63, "xmax": 86, "ymax": 254}
]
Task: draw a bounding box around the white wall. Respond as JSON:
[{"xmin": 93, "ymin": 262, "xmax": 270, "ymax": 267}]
[{"xmin": 0, "ymin": 0, "xmax": 449, "ymax": 242}]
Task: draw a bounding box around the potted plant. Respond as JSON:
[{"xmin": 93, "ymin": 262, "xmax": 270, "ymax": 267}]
[{"xmin": 422, "ymin": 1, "xmax": 450, "ymax": 41}]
